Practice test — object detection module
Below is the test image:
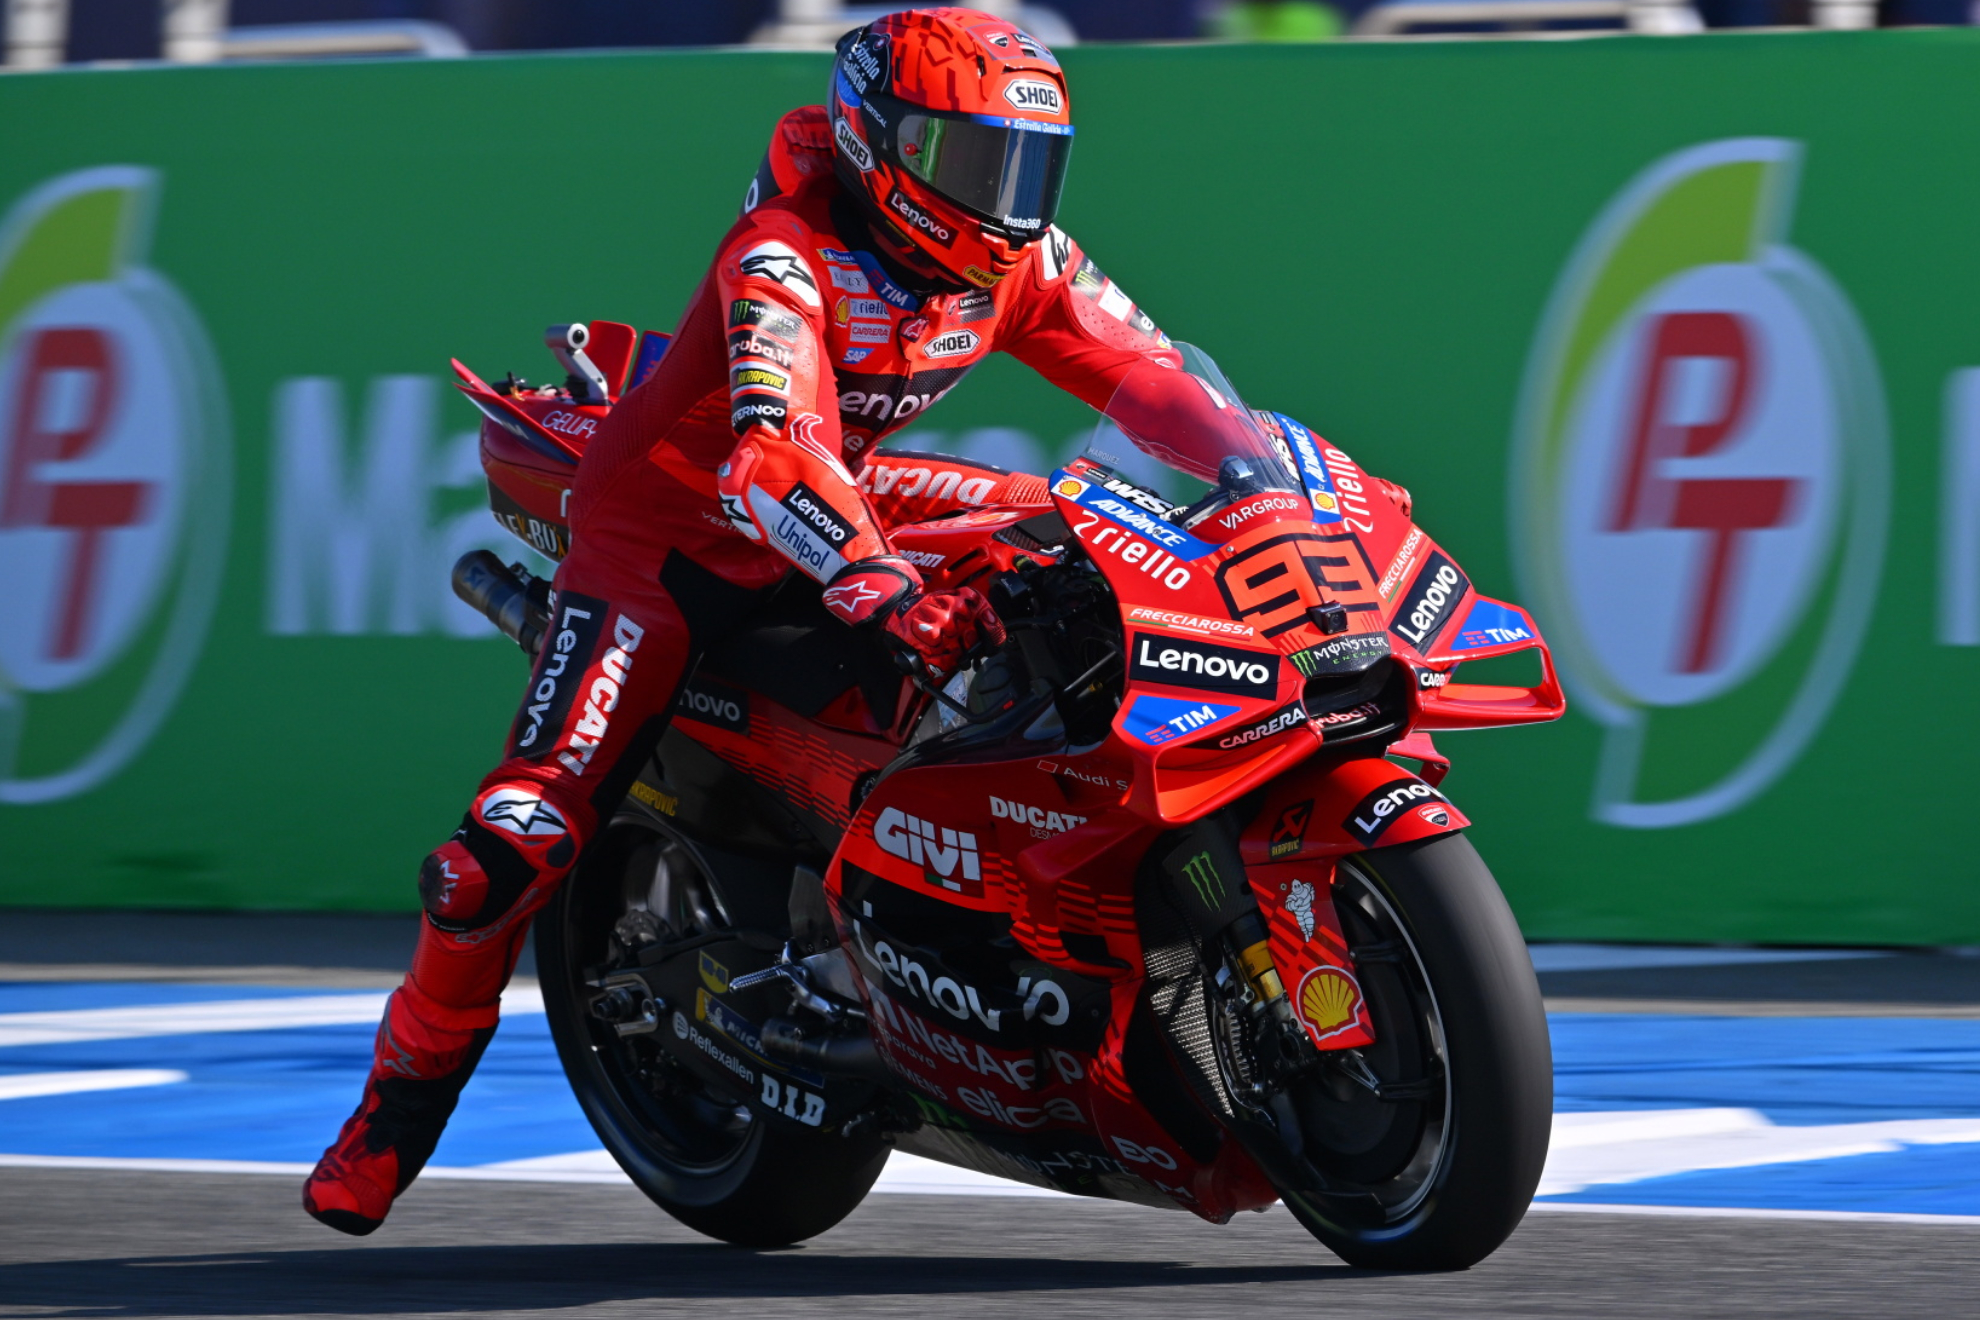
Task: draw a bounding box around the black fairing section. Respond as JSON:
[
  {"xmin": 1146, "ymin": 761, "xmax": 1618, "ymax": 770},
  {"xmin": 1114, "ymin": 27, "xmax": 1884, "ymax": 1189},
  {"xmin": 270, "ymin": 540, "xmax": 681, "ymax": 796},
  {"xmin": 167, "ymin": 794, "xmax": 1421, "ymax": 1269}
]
[{"xmin": 695, "ymin": 575, "xmax": 903, "ymax": 721}]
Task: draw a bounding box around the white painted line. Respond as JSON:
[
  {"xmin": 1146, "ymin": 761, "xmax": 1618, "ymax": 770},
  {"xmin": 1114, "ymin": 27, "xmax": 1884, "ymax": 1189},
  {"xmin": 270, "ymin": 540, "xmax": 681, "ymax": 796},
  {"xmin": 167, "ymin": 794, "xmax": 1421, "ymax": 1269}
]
[
  {"xmin": 0, "ymin": 984, "xmax": 543, "ymax": 1048},
  {"xmin": 0, "ymin": 1069, "xmax": 188, "ymax": 1101},
  {"xmin": 1528, "ymin": 944, "xmax": 1887, "ymax": 973},
  {"xmin": 1529, "ymin": 1201, "xmax": 1980, "ymax": 1228}
]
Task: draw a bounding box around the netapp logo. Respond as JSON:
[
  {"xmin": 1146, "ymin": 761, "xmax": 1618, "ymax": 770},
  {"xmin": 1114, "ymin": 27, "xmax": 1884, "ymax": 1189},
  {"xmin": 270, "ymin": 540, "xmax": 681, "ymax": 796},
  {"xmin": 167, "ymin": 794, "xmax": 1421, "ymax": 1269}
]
[
  {"xmin": 887, "ymin": 189, "xmax": 955, "ymax": 247},
  {"xmin": 1130, "ymin": 633, "xmax": 1278, "ymax": 699},
  {"xmin": 1392, "ymin": 552, "xmax": 1469, "ymax": 652}
]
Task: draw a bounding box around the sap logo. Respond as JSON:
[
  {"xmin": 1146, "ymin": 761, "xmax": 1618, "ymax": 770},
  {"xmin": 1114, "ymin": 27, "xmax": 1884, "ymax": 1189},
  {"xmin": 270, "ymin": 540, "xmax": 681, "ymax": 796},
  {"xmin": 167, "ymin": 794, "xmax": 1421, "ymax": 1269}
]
[
  {"xmin": 887, "ymin": 189, "xmax": 956, "ymax": 247},
  {"xmin": 1130, "ymin": 634, "xmax": 1279, "ymax": 699},
  {"xmin": 1216, "ymin": 493, "xmax": 1306, "ymax": 532},
  {"xmin": 558, "ymin": 613, "xmax": 647, "ymax": 776},
  {"xmin": 761, "ymin": 1074, "xmax": 826, "ymax": 1127},
  {"xmin": 1004, "ymin": 79, "xmax": 1063, "ymax": 114},
  {"xmin": 988, "ymin": 796, "xmax": 1088, "ymax": 837},
  {"xmin": 677, "ymin": 680, "xmax": 747, "ymax": 732},
  {"xmin": 1392, "ymin": 552, "xmax": 1469, "ymax": 651},
  {"xmin": 874, "ymin": 806, "xmax": 981, "ymax": 892},
  {"xmin": 540, "ymin": 411, "xmax": 596, "ymax": 440},
  {"xmin": 1344, "ymin": 778, "xmax": 1454, "ymax": 846},
  {"xmin": 859, "ymin": 462, "xmax": 996, "ymax": 505},
  {"xmin": 1123, "ymin": 695, "xmax": 1240, "ymax": 747},
  {"xmin": 922, "ymin": 329, "xmax": 980, "ymax": 359},
  {"xmin": 1215, "ymin": 704, "xmax": 1308, "ymax": 750},
  {"xmin": 834, "ymin": 115, "xmax": 875, "ymax": 172},
  {"xmin": 736, "ymin": 241, "xmax": 821, "ymax": 308},
  {"xmin": 1099, "ymin": 476, "xmax": 1173, "ymax": 515}
]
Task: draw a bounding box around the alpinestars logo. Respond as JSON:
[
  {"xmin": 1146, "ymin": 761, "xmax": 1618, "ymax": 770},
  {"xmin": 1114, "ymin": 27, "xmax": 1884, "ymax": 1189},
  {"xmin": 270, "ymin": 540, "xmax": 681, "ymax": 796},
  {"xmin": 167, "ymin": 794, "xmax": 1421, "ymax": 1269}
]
[
  {"xmin": 874, "ymin": 806, "xmax": 982, "ymax": 895},
  {"xmin": 477, "ymin": 787, "xmax": 569, "ymax": 838},
  {"xmin": 737, "ymin": 242, "xmax": 821, "ymax": 308}
]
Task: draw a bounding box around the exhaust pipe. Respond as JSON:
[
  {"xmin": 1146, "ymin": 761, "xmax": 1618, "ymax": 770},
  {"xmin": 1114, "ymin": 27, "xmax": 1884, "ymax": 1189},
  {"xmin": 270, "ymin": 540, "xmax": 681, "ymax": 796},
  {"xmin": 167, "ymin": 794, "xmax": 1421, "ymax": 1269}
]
[
  {"xmin": 452, "ymin": 550, "xmax": 549, "ymax": 656},
  {"xmin": 760, "ymin": 1018, "xmax": 894, "ymax": 1083}
]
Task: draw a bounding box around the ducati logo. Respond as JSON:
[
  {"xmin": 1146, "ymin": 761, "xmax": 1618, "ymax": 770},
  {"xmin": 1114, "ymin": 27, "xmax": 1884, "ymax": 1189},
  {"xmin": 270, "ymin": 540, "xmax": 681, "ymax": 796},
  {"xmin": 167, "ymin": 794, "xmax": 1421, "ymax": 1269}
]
[
  {"xmin": 1513, "ymin": 139, "xmax": 1887, "ymax": 828},
  {"xmin": 0, "ymin": 168, "xmax": 229, "ymax": 805}
]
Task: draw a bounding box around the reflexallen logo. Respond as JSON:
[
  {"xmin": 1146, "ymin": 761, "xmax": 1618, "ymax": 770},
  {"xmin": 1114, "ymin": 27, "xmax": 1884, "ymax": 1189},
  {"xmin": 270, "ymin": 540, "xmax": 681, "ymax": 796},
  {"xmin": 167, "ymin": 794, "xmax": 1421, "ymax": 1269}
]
[
  {"xmin": 0, "ymin": 168, "xmax": 231, "ymax": 805},
  {"xmin": 1511, "ymin": 138, "xmax": 1888, "ymax": 829}
]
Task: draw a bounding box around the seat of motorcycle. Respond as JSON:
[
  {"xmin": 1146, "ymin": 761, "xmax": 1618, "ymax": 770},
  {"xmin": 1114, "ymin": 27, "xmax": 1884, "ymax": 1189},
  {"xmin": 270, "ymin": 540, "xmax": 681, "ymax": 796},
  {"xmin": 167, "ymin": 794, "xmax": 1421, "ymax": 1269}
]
[{"xmin": 694, "ymin": 577, "xmax": 903, "ymax": 722}]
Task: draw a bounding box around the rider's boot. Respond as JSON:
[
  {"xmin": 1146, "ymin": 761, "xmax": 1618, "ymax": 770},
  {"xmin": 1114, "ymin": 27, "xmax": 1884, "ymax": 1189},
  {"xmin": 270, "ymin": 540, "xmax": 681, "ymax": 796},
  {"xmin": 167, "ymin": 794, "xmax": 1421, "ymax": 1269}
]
[{"xmin": 301, "ymin": 943, "xmax": 500, "ymax": 1235}]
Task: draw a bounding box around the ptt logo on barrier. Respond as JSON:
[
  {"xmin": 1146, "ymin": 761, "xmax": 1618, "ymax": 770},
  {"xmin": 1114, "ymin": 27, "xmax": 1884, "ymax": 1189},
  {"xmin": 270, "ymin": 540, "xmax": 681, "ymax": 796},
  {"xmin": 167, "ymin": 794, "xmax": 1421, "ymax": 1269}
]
[
  {"xmin": 0, "ymin": 167, "xmax": 229, "ymax": 805},
  {"xmin": 1513, "ymin": 138, "xmax": 1887, "ymax": 828}
]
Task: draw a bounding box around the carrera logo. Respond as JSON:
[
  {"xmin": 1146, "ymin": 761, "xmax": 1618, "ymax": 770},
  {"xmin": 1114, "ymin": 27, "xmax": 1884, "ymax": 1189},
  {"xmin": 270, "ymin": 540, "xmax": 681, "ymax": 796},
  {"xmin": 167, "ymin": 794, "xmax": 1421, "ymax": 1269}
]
[
  {"xmin": 886, "ymin": 189, "xmax": 955, "ymax": 247},
  {"xmin": 989, "ymin": 796, "xmax": 1088, "ymax": 837},
  {"xmin": 1417, "ymin": 667, "xmax": 1451, "ymax": 690},
  {"xmin": 1131, "ymin": 634, "xmax": 1279, "ymax": 699},
  {"xmin": 922, "ymin": 329, "xmax": 979, "ymax": 359},
  {"xmin": 677, "ymin": 678, "xmax": 748, "ymax": 733},
  {"xmin": 1214, "ymin": 703, "xmax": 1308, "ymax": 750},
  {"xmin": 834, "ymin": 115, "xmax": 875, "ymax": 171},
  {"xmin": 1004, "ymin": 79, "xmax": 1063, "ymax": 114},
  {"xmin": 1391, "ymin": 552, "xmax": 1469, "ymax": 652},
  {"xmin": 1344, "ymin": 778, "xmax": 1455, "ymax": 846},
  {"xmin": 874, "ymin": 806, "xmax": 982, "ymax": 896}
]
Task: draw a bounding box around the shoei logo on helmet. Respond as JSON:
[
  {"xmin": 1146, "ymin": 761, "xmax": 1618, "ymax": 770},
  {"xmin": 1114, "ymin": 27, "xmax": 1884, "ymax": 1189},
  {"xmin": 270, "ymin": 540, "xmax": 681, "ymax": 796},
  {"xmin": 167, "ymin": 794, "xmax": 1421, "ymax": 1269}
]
[
  {"xmin": 834, "ymin": 116, "xmax": 875, "ymax": 173},
  {"xmin": 1004, "ymin": 80, "xmax": 1062, "ymax": 114},
  {"xmin": 922, "ymin": 330, "xmax": 979, "ymax": 360},
  {"xmin": 887, "ymin": 189, "xmax": 955, "ymax": 248}
]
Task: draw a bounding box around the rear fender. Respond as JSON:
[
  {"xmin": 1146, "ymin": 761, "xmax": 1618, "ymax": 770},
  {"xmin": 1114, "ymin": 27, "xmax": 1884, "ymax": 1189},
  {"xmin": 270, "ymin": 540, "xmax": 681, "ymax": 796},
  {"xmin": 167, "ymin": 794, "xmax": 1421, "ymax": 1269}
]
[{"xmin": 1236, "ymin": 757, "xmax": 1469, "ymax": 1052}]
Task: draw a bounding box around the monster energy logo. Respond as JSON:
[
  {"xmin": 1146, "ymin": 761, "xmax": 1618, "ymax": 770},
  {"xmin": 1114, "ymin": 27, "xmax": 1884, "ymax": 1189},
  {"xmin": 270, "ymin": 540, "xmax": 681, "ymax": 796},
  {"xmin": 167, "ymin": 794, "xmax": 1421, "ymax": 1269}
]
[
  {"xmin": 1290, "ymin": 650, "xmax": 1319, "ymax": 678},
  {"xmin": 1181, "ymin": 852, "xmax": 1225, "ymax": 909}
]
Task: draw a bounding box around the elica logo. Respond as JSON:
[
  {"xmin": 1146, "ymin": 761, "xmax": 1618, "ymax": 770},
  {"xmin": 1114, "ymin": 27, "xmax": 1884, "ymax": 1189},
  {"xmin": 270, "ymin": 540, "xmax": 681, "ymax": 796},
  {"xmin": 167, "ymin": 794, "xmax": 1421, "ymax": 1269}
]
[
  {"xmin": 1129, "ymin": 633, "xmax": 1278, "ymax": 699},
  {"xmin": 1004, "ymin": 79, "xmax": 1062, "ymax": 114},
  {"xmin": 874, "ymin": 806, "xmax": 981, "ymax": 893},
  {"xmin": 0, "ymin": 168, "xmax": 229, "ymax": 805},
  {"xmin": 1513, "ymin": 139, "xmax": 1887, "ymax": 828}
]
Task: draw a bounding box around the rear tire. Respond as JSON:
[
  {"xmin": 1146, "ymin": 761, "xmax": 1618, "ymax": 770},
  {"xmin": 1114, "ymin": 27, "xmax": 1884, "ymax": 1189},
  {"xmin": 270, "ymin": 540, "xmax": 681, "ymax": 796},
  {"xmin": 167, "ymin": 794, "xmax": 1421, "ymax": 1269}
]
[
  {"xmin": 1278, "ymin": 832, "xmax": 1552, "ymax": 1270},
  {"xmin": 535, "ymin": 818, "xmax": 888, "ymax": 1247}
]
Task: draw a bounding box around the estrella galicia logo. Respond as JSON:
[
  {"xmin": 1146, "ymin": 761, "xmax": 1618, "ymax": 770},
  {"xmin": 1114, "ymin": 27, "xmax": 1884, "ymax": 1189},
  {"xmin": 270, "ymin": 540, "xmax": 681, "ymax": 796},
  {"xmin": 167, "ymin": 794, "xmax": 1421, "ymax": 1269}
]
[
  {"xmin": 0, "ymin": 167, "xmax": 231, "ymax": 805},
  {"xmin": 1512, "ymin": 139, "xmax": 1887, "ymax": 828},
  {"xmin": 1129, "ymin": 633, "xmax": 1278, "ymax": 699}
]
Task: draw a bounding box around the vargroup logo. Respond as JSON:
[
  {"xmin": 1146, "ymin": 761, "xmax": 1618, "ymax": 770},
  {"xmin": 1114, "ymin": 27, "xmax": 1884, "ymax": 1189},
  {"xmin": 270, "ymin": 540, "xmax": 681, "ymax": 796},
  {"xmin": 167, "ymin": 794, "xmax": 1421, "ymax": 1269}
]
[
  {"xmin": 0, "ymin": 168, "xmax": 230, "ymax": 804},
  {"xmin": 1512, "ymin": 140, "xmax": 1888, "ymax": 828}
]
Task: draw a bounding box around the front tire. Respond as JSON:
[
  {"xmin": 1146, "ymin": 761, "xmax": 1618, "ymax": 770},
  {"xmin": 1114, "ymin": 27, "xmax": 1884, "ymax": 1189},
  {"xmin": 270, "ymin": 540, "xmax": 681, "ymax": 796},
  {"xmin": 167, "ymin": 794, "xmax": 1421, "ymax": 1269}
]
[
  {"xmin": 1278, "ymin": 832, "xmax": 1552, "ymax": 1270},
  {"xmin": 535, "ymin": 818, "xmax": 888, "ymax": 1246}
]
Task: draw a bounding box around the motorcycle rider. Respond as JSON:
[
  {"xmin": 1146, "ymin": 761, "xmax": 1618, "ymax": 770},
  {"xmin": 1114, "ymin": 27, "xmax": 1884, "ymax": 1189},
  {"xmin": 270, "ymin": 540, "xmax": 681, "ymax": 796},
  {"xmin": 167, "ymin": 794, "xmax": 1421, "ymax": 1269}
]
[{"xmin": 304, "ymin": 6, "xmax": 1189, "ymax": 1234}]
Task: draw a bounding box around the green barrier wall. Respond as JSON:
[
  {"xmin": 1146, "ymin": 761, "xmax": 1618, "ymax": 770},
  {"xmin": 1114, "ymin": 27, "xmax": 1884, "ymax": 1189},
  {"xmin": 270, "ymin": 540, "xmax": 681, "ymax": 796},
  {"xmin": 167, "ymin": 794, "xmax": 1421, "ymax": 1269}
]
[{"xmin": 4, "ymin": 32, "xmax": 1980, "ymax": 943}]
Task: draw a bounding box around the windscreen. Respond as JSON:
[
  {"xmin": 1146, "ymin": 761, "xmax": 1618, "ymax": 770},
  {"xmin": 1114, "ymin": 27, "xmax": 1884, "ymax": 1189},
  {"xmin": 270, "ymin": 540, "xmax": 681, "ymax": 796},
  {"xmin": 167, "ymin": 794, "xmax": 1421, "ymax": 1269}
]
[
  {"xmin": 1083, "ymin": 344, "xmax": 1301, "ymax": 503},
  {"xmin": 896, "ymin": 112, "xmax": 1073, "ymax": 238}
]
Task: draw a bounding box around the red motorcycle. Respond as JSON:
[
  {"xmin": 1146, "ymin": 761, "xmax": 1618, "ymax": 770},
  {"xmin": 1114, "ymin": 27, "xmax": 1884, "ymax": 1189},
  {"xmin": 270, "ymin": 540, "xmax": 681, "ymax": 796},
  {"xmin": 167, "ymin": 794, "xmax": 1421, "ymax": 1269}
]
[{"xmin": 450, "ymin": 321, "xmax": 1566, "ymax": 1270}]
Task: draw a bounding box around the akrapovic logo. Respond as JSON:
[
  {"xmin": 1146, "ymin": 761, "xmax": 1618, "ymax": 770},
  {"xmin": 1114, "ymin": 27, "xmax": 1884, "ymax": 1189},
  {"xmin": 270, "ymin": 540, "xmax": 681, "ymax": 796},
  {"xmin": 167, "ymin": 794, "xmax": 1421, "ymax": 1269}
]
[
  {"xmin": 1130, "ymin": 633, "xmax": 1278, "ymax": 699},
  {"xmin": 874, "ymin": 807, "xmax": 981, "ymax": 892},
  {"xmin": 887, "ymin": 189, "xmax": 955, "ymax": 247},
  {"xmin": 1391, "ymin": 552, "xmax": 1469, "ymax": 652}
]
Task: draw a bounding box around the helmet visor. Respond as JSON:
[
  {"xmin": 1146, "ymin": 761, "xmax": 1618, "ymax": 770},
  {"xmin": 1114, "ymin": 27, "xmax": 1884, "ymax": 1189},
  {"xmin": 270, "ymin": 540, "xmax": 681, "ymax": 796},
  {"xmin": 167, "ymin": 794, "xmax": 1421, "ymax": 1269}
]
[{"xmin": 896, "ymin": 112, "xmax": 1073, "ymax": 239}]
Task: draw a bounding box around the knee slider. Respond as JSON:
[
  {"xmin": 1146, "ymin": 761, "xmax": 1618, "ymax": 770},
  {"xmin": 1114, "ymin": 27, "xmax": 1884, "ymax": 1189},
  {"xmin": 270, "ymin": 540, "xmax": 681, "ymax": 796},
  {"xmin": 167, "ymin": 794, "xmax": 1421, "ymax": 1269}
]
[{"xmin": 424, "ymin": 782, "xmax": 581, "ymax": 932}]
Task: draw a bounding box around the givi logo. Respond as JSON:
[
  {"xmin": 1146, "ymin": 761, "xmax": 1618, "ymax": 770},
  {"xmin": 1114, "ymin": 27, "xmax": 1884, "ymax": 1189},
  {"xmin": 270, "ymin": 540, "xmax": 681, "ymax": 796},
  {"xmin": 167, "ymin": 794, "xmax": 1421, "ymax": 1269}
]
[
  {"xmin": 0, "ymin": 168, "xmax": 230, "ymax": 804},
  {"xmin": 1513, "ymin": 139, "xmax": 1887, "ymax": 828}
]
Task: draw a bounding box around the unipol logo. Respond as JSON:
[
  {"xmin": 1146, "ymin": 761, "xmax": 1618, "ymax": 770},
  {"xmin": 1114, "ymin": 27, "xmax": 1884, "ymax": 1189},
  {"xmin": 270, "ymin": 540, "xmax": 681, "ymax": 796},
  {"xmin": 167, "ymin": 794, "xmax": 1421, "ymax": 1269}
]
[
  {"xmin": 0, "ymin": 168, "xmax": 229, "ymax": 804},
  {"xmin": 1514, "ymin": 139, "xmax": 1886, "ymax": 828}
]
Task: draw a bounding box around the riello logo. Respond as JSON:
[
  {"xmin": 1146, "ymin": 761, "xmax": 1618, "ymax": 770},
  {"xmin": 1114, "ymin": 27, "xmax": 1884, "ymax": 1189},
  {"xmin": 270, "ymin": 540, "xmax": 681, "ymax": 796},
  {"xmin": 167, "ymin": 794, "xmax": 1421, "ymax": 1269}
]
[
  {"xmin": 1512, "ymin": 139, "xmax": 1888, "ymax": 829},
  {"xmin": 0, "ymin": 168, "xmax": 230, "ymax": 804}
]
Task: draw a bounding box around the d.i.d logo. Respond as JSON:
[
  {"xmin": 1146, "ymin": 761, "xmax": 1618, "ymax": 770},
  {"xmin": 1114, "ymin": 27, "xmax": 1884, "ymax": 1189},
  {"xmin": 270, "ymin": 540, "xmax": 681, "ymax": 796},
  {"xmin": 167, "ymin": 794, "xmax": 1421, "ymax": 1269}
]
[
  {"xmin": 0, "ymin": 167, "xmax": 230, "ymax": 804},
  {"xmin": 1512, "ymin": 139, "xmax": 1888, "ymax": 828}
]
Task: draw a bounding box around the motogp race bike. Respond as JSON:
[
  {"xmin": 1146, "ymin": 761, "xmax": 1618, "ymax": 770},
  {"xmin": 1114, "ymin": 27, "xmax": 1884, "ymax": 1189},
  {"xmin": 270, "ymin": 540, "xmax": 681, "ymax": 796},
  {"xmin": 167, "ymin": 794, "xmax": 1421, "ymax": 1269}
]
[{"xmin": 449, "ymin": 321, "xmax": 1566, "ymax": 1270}]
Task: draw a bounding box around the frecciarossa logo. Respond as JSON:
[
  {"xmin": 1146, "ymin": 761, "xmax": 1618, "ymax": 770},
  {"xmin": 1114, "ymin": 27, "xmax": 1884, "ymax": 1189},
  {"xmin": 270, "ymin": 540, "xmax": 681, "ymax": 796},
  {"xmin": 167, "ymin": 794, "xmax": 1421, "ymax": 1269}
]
[{"xmin": 1129, "ymin": 632, "xmax": 1279, "ymax": 699}]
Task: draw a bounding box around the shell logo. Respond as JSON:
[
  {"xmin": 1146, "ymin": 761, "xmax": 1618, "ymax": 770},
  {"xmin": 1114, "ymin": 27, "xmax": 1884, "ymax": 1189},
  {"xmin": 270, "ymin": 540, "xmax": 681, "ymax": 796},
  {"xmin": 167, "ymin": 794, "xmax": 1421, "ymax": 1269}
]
[
  {"xmin": 0, "ymin": 168, "xmax": 230, "ymax": 804},
  {"xmin": 1054, "ymin": 476, "xmax": 1087, "ymax": 499},
  {"xmin": 1296, "ymin": 964, "xmax": 1364, "ymax": 1043},
  {"xmin": 1512, "ymin": 140, "xmax": 1888, "ymax": 829}
]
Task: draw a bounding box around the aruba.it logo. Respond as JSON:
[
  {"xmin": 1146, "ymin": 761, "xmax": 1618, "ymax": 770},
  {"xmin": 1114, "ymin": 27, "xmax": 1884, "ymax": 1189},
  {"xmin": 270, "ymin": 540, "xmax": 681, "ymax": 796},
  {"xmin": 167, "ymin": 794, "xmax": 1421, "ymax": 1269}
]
[
  {"xmin": 1511, "ymin": 139, "xmax": 1888, "ymax": 829},
  {"xmin": 0, "ymin": 167, "xmax": 230, "ymax": 804}
]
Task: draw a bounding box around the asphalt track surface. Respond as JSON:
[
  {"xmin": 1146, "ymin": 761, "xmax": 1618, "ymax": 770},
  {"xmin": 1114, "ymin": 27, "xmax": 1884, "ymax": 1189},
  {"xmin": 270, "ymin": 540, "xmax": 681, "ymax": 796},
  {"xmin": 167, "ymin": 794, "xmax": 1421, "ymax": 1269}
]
[{"xmin": 3, "ymin": 913, "xmax": 1978, "ymax": 1318}]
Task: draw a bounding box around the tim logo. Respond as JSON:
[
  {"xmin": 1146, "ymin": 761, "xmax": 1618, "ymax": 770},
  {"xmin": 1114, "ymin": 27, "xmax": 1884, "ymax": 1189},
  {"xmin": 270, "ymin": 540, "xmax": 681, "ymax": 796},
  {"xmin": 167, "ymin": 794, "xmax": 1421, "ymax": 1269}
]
[
  {"xmin": 1515, "ymin": 139, "xmax": 1886, "ymax": 828},
  {"xmin": 0, "ymin": 167, "xmax": 228, "ymax": 805}
]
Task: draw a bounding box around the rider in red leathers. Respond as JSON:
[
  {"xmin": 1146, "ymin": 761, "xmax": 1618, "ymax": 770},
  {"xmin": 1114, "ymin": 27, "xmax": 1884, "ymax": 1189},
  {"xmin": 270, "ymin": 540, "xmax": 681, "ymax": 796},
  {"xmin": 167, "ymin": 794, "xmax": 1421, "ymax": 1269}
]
[{"xmin": 305, "ymin": 6, "xmax": 1187, "ymax": 1234}]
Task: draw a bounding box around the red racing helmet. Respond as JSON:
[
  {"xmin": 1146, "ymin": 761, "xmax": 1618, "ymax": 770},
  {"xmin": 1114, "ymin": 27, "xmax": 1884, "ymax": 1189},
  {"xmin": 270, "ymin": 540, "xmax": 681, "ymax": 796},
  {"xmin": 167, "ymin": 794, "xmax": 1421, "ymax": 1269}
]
[{"xmin": 829, "ymin": 7, "xmax": 1073, "ymax": 290}]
